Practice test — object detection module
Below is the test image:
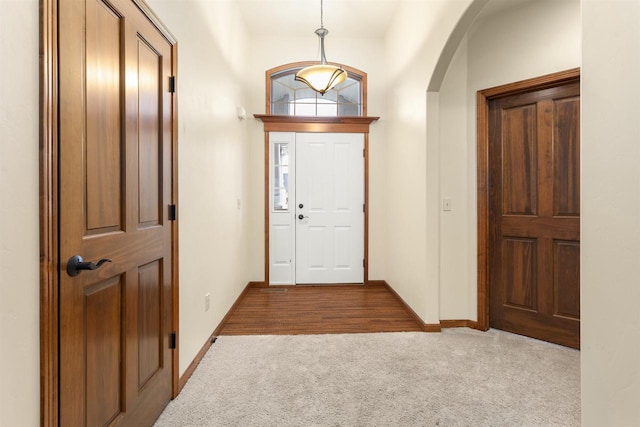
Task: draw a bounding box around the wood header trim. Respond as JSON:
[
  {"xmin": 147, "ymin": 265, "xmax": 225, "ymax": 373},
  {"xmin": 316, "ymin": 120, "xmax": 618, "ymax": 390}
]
[
  {"xmin": 479, "ymin": 67, "xmax": 580, "ymax": 99},
  {"xmin": 254, "ymin": 115, "xmax": 380, "ymax": 133}
]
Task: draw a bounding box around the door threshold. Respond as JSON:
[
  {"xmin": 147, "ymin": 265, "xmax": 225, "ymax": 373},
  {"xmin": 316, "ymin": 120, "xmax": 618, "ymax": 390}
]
[{"xmin": 295, "ymin": 283, "xmax": 365, "ymax": 287}]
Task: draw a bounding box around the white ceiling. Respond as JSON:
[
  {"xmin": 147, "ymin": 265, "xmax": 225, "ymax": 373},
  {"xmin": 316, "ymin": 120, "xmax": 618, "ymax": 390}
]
[
  {"xmin": 234, "ymin": 0, "xmax": 533, "ymax": 39},
  {"xmin": 235, "ymin": 0, "xmax": 403, "ymax": 38}
]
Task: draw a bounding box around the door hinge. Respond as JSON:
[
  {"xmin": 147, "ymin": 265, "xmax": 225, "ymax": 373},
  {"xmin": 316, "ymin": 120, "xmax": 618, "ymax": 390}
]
[
  {"xmin": 363, "ymin": 148, "xmax": 365, "ymax": 158},
  {"xmin": 363, "ymin": 203, "xmax": 365, "ymax": 212},
  {"xmin": 169, "ymin": 331, "xmax": 177, "ymax": 349},
  {"xmin": 363, "ymin": 259, "xmax": 365, "ymax": 268},
  {"xmin": 168, "ymin": 76, "xmax": 176, "ymax": 93},
  {"xmin": 168, "ymin": 204, "xmax": 177, "ymax": 221}
]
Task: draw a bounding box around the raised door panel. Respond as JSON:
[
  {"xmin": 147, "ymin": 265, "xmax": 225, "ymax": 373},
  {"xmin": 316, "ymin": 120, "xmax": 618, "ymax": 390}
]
[
  {"xmin": 85, "ymin": 0, "xmax": 123, "ymax": 234},
  {"xmin": 333, "ymin": 142, "xmax": 353, "ymax": 211},
  {"xmin": 272, "ymin": 225, "xmax": 293, "ymax": 265},
  {"xmin": 502, "ymin": 105, "xmax": 537, "ymax": 216},
  {"xmin": 306, "ymin": 225, "xmax": 327, "ymax": 269},
  {"xmin": 84, "ymin": 276, "xmax": 123, "ymax": 427},
  {"xmin": 334, "ymin": 226, "xmax": 353, "ymax": 269},
  {"xmin": 305, "ymin": 142, "xmax": 329, "ymax": 214},
  {"xmin": 503, "ymin": 238, "xmax": 538, "ymax": 311},
  {"xmin": 138, "ymin": 260, "xmax": 162, "ymax": 388},
  {"xmin": 553, "ymin": 240, "xmax": 580, "ymax": 319},
  {"xmin": 137, "ymin": 38, "xmax": 162, "ymax": 227},
  {"xmin": 553, "ymin": 97, "xmax": 580, "ymax": 217}
]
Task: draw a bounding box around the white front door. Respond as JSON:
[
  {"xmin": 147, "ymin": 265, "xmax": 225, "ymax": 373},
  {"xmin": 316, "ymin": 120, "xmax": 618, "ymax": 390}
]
[
  {"xmin": 295, "ymin": 133, "xmax": 364, "ymax": 284},
  {"xmin": 268, "ymin": 132, "xmax": 364, "ymax": 284}
]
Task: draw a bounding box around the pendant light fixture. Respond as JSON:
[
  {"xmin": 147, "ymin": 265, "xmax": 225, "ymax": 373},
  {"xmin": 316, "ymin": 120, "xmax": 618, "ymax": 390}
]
[{"xmin": 295, "ymin": 0, "xmax": 347, "ymax": 95}]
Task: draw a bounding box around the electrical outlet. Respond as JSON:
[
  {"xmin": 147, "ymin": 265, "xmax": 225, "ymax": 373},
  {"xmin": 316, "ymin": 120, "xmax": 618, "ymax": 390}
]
[{"xmin": 205, "ymin": 293, "xmax": 210, "ymax": 312}]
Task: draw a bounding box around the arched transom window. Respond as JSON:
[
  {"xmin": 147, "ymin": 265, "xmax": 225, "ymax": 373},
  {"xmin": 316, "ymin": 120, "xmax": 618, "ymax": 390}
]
[{"xmin": 266, "ymin": 62, "xmax": 367, "ymax": 117}]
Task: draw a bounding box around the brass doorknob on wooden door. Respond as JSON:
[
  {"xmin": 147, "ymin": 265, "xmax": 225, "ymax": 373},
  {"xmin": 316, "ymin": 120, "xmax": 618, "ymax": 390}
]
[{"xmin": 66, "ymin": 255, "xmax": 112, "ymax": 277}]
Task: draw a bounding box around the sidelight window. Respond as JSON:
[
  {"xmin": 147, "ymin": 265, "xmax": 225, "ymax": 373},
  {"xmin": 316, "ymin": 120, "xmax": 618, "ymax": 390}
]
[{"xmin": 273, "ymin": 143, "xmax": 289, "ymax": 211}]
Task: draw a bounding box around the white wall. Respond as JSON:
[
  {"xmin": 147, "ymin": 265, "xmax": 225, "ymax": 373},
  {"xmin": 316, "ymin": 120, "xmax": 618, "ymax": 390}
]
[
  {"xmin": 244, "ymin": 34, "xmax": 388, "ymax": 282},
  {"xmin": 581, "ymin": 0, "xmax": 640, "ymax": 424},
  {"xmin": 0, "ymin": 0, "xmax": 41, "ymax": 425},
  {"xmin": 383, "ymin": 0, "xmax": 473, "ymax": 323},
  {"xmin": 147, "ymin": 0, "xmax": 250, "ymax": 375},
  {"xmin": 437, "ymin": 36, "xmax": 469, "ymax": 319},
  {"xmin": 437, "ymin": 0, "xmax": 581, "ymax": 320}
]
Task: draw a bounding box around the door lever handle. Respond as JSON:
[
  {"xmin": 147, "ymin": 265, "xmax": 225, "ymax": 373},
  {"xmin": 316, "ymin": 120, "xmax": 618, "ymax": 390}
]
[
  {"xmin": 67, "ymin": 255, "xmax": 112, "ymax": 277},
  {"xmin": 298, "ymin": 214, "xmax": 309, "ymax": 220}
]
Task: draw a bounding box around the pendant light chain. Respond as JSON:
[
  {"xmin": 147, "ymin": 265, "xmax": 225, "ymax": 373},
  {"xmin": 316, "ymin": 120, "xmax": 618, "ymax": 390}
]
[{"xmin": 320, "ymin": 0, "xmax": 324, "ymax": 29}]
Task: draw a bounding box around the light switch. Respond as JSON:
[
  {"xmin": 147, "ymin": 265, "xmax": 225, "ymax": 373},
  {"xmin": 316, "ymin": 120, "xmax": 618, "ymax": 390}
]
[{"xmin": 443, "ymin": 197, "xmax": 452, "ymax": 211}]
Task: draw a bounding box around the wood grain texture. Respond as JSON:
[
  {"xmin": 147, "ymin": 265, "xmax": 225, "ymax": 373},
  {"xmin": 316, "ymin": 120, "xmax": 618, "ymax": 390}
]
[
  {"xmin": 476, "ymin": 91, "xmax": 490, "ymax": 331},
  {"xmin": 553, "ymin": 241, "xmax": 580, "ymax": 319},
  {"xmin": 84, "ymin": 278, "xmax": 122, "ymax": 427},
  {"xmin": 40, "ymin": 0, "xmax": 60, "ymax": 424},
  {"xmin": 553, "ymin": 97, "xmax": 580, "ymax": 216},
  {"xmin": 485, "ymin": 74, "xmax": 580, "ymax": 349},
  {"xmin": 41, "ymin": 0, "xmax": 180, "ymax": 422},
  {"xmin": 477, "ymin": 69, "xmax": 580, "ymax": 336},
  {"xmin": 255, "ymin": 115, "xmax": 379, "ymax": 134},
  {"xmin": 440, "ymin": 319, "xmax": 481, "ymax": 329},
  {"xmin": 51, "ymin": 0, "xmax": 178, "ymax": 425},
  {"xmin": 218, "ymin": 282, "xmax": 424, "ymax": 335},
  {"xmin": 85, "ymin": 0, "xmax": 122, "ymax": 232},
  {"xmin": 137, "ymin": 260, "xmax": 162, "ymax": 388},
  {"xmin": 137, "ymin": 38, "xmax": 161, "ymax": 226},
  {"xmin": 502, "ymin": 104, "xmax": 537, "ymax": 215},
  {"xmin": 502, "ymin": 238, "xmax": 537, "ymax": 310}
]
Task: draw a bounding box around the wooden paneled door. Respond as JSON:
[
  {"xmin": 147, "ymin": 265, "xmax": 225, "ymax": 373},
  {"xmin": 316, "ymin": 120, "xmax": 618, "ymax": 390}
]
[
  {"xmin": 487, "ymin": 77, "xmax": 580, "ymax": 348},
  {"xmin": 56, "ymin": 0, "xmax": 176, "ymax": 425}
]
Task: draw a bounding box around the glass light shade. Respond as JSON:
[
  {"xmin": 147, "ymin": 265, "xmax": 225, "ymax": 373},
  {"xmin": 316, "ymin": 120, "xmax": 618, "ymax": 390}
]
[{"xmin": 295, "ymin": 64, "xmax": 347, "ymax": 95}]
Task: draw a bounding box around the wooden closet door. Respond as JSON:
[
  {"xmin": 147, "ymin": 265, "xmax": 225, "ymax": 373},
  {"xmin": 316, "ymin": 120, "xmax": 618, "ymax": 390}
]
[
  {"xmin": 489, "ymin": 81, "xmax": 580, "ymax": 348},
  {"xmin": 58, "ymin": 0, "xmax": 175, "ymax": 424}
]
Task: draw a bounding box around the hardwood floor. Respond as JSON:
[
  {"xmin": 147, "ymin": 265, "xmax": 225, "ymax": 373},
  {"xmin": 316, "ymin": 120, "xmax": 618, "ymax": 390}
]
[{"xmin": 218, "ymin": 283, "xmax": 424, "ymax": 335}]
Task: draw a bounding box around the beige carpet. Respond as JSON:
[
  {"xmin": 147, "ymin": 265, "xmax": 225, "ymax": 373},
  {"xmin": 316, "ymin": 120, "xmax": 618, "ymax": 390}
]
[{"xmin": 154, "ymin": 329, "xmax": 580, "ymax": 426}]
